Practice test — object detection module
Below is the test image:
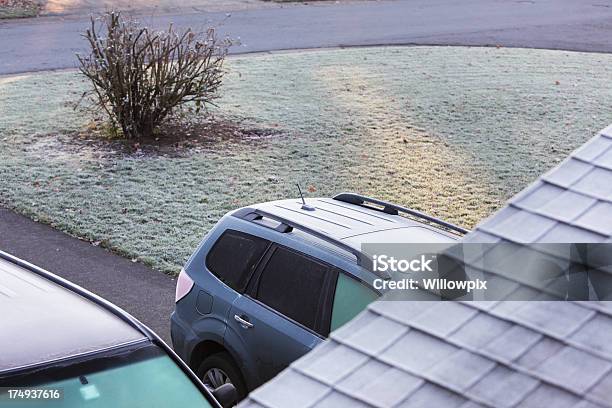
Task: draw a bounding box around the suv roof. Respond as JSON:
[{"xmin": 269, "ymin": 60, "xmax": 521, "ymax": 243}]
[
  {"xmin": 234, "ymin": 193, "xmax": 465, "ymax": 258},
  {"xmin": 0, "ymin": 253, "xmax": 146, "ymax": 375}
]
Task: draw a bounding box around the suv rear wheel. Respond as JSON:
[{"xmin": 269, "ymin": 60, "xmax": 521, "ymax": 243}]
[{"xmin": 197, "ymin": 352, "xmax": 247, "ymax": 401}]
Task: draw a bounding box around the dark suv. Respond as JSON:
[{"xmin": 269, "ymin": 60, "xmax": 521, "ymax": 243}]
[
  {"xmin": 0, "ymin": 251, "xmax": 234, "ymax": 408},
  {"xmin": 171, "ymin": 193, "xmax": 466, "ymax": 400}
]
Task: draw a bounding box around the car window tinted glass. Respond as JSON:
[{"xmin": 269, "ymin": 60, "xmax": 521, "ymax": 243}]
[
  {"xmin": 331, "ymin": 273, "xmax": 378, "ymax": 331},
  {"xmin": 256, "ymin": 247, "xmax": 328, "ymax": 332},
  {"xmin": 206, "ymin": 230, "xmax": 270, "ymax": 292},
  {"xmin": 0, "ymin": 345, "xmax": 213, "ymax": 408}
]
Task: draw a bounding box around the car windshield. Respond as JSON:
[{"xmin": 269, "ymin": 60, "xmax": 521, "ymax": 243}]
[{"xmin": 0, "ymin": 342, "xmax": 214, "ymax": 408}]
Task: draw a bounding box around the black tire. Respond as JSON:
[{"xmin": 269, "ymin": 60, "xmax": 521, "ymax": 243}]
[{"xmin": 197, "ymin": 352, "xmax": 248, "ymax": 402}]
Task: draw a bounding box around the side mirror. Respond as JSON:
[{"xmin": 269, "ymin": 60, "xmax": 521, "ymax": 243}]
[{"xmin": 212, "ymin": 383, "xmax": 238, "ymax": 408}]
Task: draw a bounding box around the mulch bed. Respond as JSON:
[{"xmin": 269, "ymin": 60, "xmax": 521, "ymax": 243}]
[{"xmin": 66, "ymin": 115, "xmax": 284, "ymax": 158}]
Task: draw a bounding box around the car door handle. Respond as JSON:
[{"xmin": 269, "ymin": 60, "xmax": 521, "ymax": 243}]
[{"xmin": 234, "ymin": 314, "xmax": 254, "ymax": 329}]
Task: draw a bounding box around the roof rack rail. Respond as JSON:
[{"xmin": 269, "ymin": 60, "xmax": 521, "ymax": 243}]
[
  {"xmin": 233, "ymin": 207, "xmax": 391, "ymax": 279},
  {"xmin": 333, "ymin": 193, "xmax": 469, "ymax": 235},
  {"xmin": 234, "ymin": 207, "xmax": 362, "ymax": 262}
]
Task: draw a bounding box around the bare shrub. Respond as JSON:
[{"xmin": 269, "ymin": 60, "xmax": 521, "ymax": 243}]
[{"xmin": 77, "ymin": 11, "xmax": 230, "ymax": 140}]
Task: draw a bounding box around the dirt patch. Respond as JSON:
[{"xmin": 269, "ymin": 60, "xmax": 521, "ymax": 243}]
[
  {"xmin": 65, "ymin": 116, "xmax": 284, "ymax": 159},
  {"xmin": 0, "ymin": 0, "xmax": 41, "ymax": 18}
]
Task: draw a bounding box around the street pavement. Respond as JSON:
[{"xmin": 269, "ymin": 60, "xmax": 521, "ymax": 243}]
[{"xmin": 2, "ymin": 0, "xmax": 612, "ymax": 75}]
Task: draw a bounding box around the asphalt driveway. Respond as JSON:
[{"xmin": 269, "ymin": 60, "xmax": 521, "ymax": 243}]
[{"xmin": 0, "ymin": 208, "xmax": 175, "ymax": 342}]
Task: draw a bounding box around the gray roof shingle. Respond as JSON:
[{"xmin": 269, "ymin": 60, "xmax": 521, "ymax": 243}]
[
  {"xmin": 467, "ymin": 365, "xmax": 539, "ymax": 408},
  {"xmin": 570, "ymin": 314, "xmax": 612, "ymax": 356},
  {"xmin": 333, "ymin": 311, "xmax": 409, "ymax": 356},
  {"xmin": 248, "ymin": 370, "xmax": 330, "ymax": 408},
  {"xmin": 426, "ymin": 349, "xmax": 496, "ymax": 392},
  {"xmin": 338, "ymin": 365, "xmax": 423, "ymax": 407},
  {"xmin": 395, "ymin": 383, "xmax": 466, "ymax": 408},
  {"xmin": 409, "ymin": 302, "xmax": 477, "ymax": 338},
  {"xmin": 295, "ymin": 342, "xmax": 369, "ymax": 385},
  {"xmin": 313, "ymin": 392, "xmax": 372, "ymax": 408},
  {"xmin": 518, "ymin": 384, "xmax": 580, "ymax": 408},
  {"xmin": 239, "ymin": 125, "xmax": 612, "ymax": 408},
  {"xmin": 448, "ymin": 311, "xmax": 512, "ymax": 349},
  {"xmin": 532, "ymin": 346, "xmax": 611, "ymax": 394},
  {"xmin": 481, "ymin": 325, "xmax": 542, "ymax": 364},
  {"xmin": 378, "ymin": 329, "xmax": 458, "ymax": 373},
  {"xmin": 514, "ymin": 336, "xmax": 565, "ymax": 370},
  {"xmin": 587, "ymin": 371, "xmax": 612, "ymax": 406}
]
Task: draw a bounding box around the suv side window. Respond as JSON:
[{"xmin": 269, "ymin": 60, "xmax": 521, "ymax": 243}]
[
  {"xmin": 330, "ymin": 272, "xmax": 379, "ymax": 331},
  {"xmin": 206, "ymin": 230, "xmax": 270, "ymax": 292},
  {"xmin": 253, "ymin": 246, "xmax": 332, "ymax": 334}
]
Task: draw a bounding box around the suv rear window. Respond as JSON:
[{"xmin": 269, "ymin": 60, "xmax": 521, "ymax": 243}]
[
  {"xmin": 255, "ymin": 247, "xmax": 330, "ymax": 333},
  {"xmin": 206, "ymin": 230, "xmax": 269, "ymax": 292}
]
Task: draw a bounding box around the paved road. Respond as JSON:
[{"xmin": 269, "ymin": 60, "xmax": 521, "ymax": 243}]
[
  {"xmin": 3, "ymin": 0, "xmax": 612, "ymax": 75},
  {"xmin": 0, "ymin": 209, "xmax": 175, "ymax": 343}
]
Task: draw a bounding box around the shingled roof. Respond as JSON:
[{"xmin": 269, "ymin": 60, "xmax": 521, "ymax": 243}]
[{"xmin": 238, "ymin": 124, "xmax": 612, "ymax": 408}]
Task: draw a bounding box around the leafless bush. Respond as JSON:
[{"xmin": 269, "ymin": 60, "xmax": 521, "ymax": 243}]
[{"xmin": 77, "ymin": 11, "xmax": 230, "ymax": 140}]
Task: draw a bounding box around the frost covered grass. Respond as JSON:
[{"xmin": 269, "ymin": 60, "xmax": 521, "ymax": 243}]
[
  {"xmin": 0, "ymin": 0, "xmax": 41, "ymax": 18},
  {"xmin": 1, "ymin": 46, "xmax": 612, "ymax": 274}
]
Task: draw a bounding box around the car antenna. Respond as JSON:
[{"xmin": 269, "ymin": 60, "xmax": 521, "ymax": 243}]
[{"xmin": 297, "ymin": 183, "xmax": 315, "ymax": 211}]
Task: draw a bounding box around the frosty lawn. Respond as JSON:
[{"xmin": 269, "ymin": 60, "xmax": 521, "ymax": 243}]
[{"xmin": 1, "ymin": 46, "xmax": 612, "ymax": 274}]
